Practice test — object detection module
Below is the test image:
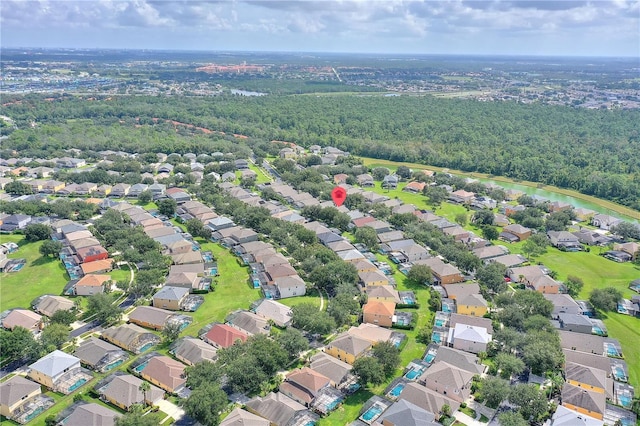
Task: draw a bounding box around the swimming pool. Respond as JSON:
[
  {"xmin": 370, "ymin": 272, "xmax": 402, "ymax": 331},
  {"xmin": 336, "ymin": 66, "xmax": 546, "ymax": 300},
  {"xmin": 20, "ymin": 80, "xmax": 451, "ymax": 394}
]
[
  {"xmin": 134, "ymin": 361, "xmax": 149, "ymax": 373},
  {"xmin": 325, "ymin": 399, "xmax": 341, "ymax": 411},
  {"xmin": 605, "ymin": 343, "xmax": 621, "ymax": 357},
  {"xmin": 24, "ymin": 406, "xmax": 46, "ymax": 422},
  {"xmin": 613, "ymin": 366, "xmax": 627, "ymax": 381},
  {"xmin": 405, "ymin": 367, "xmax": 425, "ymax": 380},
  {"xmin": 432, "ymin": 332, "xmax": 443, "ymax": 344},
  {"xmin": 104, "ymin": 359, "xmax": 124, "ymax": 371},
  {"xmin": 68, "ymin": 378, "xmax": 87, "ymax": 392},
  {"xmin": 592, "ymin": 326, "xmax": 604, "ymax": 335},
  {"xmin": 619, "ymin": 395, "xmax": 631, "ymax": 407},
  {"xmin": 435, "ymin": 318, "xmax": 446, "ymax": 327},
  {"xmin": 264, "ymin": 290, "xmax": 273, "ymax": 299},
  {"xmin": 360, "ymin": 404, "xmax": 384, "ymax": 422},
  {"xmin": 442, "ymin": 304, "xmax": 452, "ymax": 313},
  {"xmin": 388, "ymin": 383, "xmax": 405, "ymax": 398},
  {"xmin": 424, "ymin": 353, "xmax": 436, "ymax": 363},
  {"xmin": 11, "ymin": 263, "xmax": 25, "ymax": 271},
  {"xmin": 402, "ymin": 297, "xmax": 414, "ymax": 305}
]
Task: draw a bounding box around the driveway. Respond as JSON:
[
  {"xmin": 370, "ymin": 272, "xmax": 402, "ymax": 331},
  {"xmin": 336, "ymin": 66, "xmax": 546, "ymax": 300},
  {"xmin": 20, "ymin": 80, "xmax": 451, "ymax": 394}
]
[{"xmin": 156, "ymin": 399, "xmax": 185, "ymax": 423}]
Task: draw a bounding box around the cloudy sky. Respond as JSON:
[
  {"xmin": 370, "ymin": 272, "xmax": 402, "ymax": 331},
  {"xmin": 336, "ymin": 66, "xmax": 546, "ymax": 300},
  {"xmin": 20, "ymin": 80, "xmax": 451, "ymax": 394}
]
[{"xmin": 1, "ymin": 0, "xmax": 638, "ymax": 56}]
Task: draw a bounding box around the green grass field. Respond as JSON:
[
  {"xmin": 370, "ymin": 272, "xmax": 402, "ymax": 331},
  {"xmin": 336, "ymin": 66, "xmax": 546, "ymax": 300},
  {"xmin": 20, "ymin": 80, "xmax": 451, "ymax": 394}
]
[
  {"xmin": 179, "ymin": 241, "xmax": 262, "ymax": 338},
  {"xmin": 0, "ymin": 235, "xmax": 70, "ymax": 310},
  {"xmin": 602, "ymin": 313, "xmax": 640, "ymax": 389}
]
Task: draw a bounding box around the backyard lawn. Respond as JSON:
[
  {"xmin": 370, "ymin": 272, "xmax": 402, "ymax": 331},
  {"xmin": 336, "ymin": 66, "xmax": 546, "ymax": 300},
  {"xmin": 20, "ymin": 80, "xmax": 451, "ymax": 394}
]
[
  {"xmin": 0, "ymin": 235, "xmax": 70, "ymax": 310},
  {"xmin": 179, "ymin": 241, "xmax": 262, "ymax": 338},
  {"xmin": 602, "ymin": 313, "xmax": 640, "ymax": 390},
  {"xmin": 318, "ymin": 389, "xmax": 374, "ymax": 426}
]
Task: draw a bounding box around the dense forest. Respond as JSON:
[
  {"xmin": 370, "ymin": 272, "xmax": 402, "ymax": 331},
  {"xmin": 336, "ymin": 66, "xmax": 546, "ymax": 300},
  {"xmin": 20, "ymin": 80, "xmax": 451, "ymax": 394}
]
[{"xmin": 2, "ymin": 94, "xmax": 639, "ymax": 210}]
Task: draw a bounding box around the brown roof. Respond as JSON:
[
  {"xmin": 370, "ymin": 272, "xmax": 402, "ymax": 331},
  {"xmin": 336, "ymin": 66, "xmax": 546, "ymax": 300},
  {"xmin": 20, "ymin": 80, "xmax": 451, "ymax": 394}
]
[
  {"xmin": 142, "ymin": 356, "xmax": 186, "ymax": 392},
  {"xmin": 205, "ymin": 324, "xmax": 248, "ymax": 348},
  {"xmin": 80, "ymin": 259, "xmax": 113, "ymax": 274},
  {"xmin": 286, "ymin": 367, "xmax": 330, "ymax": 393},
  {"xmin": 0, "ymin": 375, "xmax": 41, "ymax": 407},
  {"xmin": 362, "ymin": 300, "xmax": 396, "ymax": 316},
  {"xmin": 3, "ymin": 309, "xmax": 42, "ymax": 330},
  {"xmin": 76, "ymin": 274, "xmax": 111, "ymax": 287}
]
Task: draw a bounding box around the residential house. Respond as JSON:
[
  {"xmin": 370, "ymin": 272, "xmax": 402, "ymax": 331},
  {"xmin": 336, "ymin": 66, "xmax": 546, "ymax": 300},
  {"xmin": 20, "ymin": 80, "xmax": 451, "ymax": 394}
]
[
  {"xmin": 139, "ymin": 356, "xmax": 186, "ymax": 394},
  {"xmin": 80, "ymin": 259, "xmax": 114, "ymax": 275},
  {"xmin": 164, "ymin": 271, "xmax": 207, "ymax": 291},
  {"xmin": 549, "ymin": 201, "xmax": 573, "ymax": 212},
  {"xmin": 324, "ymin": 332, "xmax": 371, "ymax": 364},
  {"xmin": 472, "ymin": 245, "xmax": 509, "ymax": 260},
  {"xmin": 507, "ymin": 265, "xmax": 548, "ymax": 283},
  {"xmin": 415, "ymin": 258, "xmax": 463, "ymax": 285},
  {"xmin": 400, "ymin": 243, "xmax": 430, "ymax": 262},
  {"xmin": 101, "ymin": 324, "xmax": 160, "ymax": 354},
  {"xmin": 561, "ymin": 383, "xmax": 606, "ymax": 421},
  {"xmin": 28, "ymin": 350, "xmax": 90, "ymax": 393},
  {"xmin": 153, "ymin": 286, "xmax": 189, "ymax": 311},
  {"xmin": 613, "ymin": 242, "xmax": 639, "ymax": 260},
  {"xmin": 172, "ymin": 337, "xmax": 217, "ymax": 366},
  {"xmin": 60, "ymin": 402, "xmax": 120, "ymax": 426},
  {"xmin": 279, "ymin": 368, "xmax": 331, "ymax": 407},
  {"xmin": 33, "ymin": 295, "xmax": 74, "ymax": 318},
  {"xmin": 203, "ymin": 323, "xmax": 248, "ymax": 349},
  {"xmin": 226, "ymin": 310, "xmax": 270, "ymax": 336},
  {"xmin": 529, "ymin": 275, "xmax": 561, "ymax": 294},
  {"xmin": 128, "ymin": 306, "xmax": 190, "ymax": 331},
  {"xmin": 382, "ymin": 175, "xmax": 399, "ymax": 189},
  {"xmin": 109, "ymin": 183, "xmax": 131, "ymax": 197},
  {"xmin": 545, "ymin": 294, "xmax": 582, "ymax": 318},
  {"xmin": 365, "ymin": 285, "xmax": 401, "ymax": 304},
  {"xmin": 75, "ymin": 274, "xmax": 110, "ymax": 296},
  {"xmin": 403, "ymin": 181, "xmax": 426, "ymax": 193},
  {"xmin": 550, "ymin": 405, "xmax": 603, "ymax": 426},
  {"xmin": 127, "ymin": 183, "xmax": 148, "ymax": 198},
  {"xmin": 398, "ymin": 382, "xmax": 461, "ymax": 416},
  {"xmin": 565, "ymin": 362, "xmax": 612, "ymax": 398},
  {"xmin": 0, "ymin": 376, "xmax": 43, "ymax": 421},
  {"xmin": 500, "ymin": 224, "xmax": 532, "ymax": 242},
  {"xmin": 0, "ymin": 214, "xmax": 32, "ymax": 232},
  {"xmin": 433, "ymin": 346, "xmax": 484, "ymax": 375},
  {"xmin": 347, "ymin": 323, "xmax": 395, "ymax": 345},
  {"xmin": 42, "ymin": 180, "xmax": 66, "ymax": 193},
  {"xmin": 253, "ymin": 299, "xmax": 293, "ymax": 328},
  {"xmin": 377, "ymin": 399, "xmax": 439, "ymax": 426},
  {"xmin": 99, "ymin": 374, "xmax": 164, "ymax": 410},
  {"xmin": 449, "ymin": 189, "xmax": 475, "ymax": 204},
  {"xmin": 557, "ymin": 313, "xmax": 594, "ymax": 335},
  {"xmin": 362, "ymin": 300, "xmax": 395, "ymax": 328},
  {"xmin": 74, "ymin": 337, "xmax": 128, "ymax": 372},
  {"xmin": 76, "ymin": 246, "xmax": 109, "ymax": 264},
  {"xmin": 444, "ymin": 283, "xmax": 481, "ymax": 301},
  {"xmin": 419, "ymin": 361, "xmax": 474, "ymax": 402},
  {"xmin": 450, "ymin": 324, "xmax": 492, "ymax": 354},
  {"xmin": 2, "ymin": 309, "xmax": 43, "ymax": 333},
  {"xmin": 357, "ymin": 174, "xmax": 374, "ymax": 187},
  {"xmin": 591, "ymin": 214, "xmax": 621, "ymax": 231},
  {"xmin": 309, "ymin": 353, "xmax": 353, "ymax": 389},
  {"xmin": 574, "ymin": 208, "xmax": 597, "ymax": 222},
  {"xmin": 274, "ymin": 275, "xmax": 307, "ymax": 299},
  {"xmin": 455, "ymin": 293, "xmax": 488, "ymax": 317},
  {"xmin": 359, "ymin": 270, "xmax": 390, "ymax": 287},
  {"xmin": 548, "ymin": 231, "xmax": 582, "ymax": 251},
  {"xmin": 220, "ymin": 408, "xmax": 270, "ymax": 426},
  {"xmin": 559, "ymin": 331, "xmax": 623, "ymax": 357},
  {"xmin": 573, "ymin": 229, "xmax": 611, "ymax": 246},
  {"xmin": 490, "ymin": 254, "xmax": 527, "ymax": 268},
  {"xmin": 245, "ymin": 392, "xmax": 315, "ymax": 426}
]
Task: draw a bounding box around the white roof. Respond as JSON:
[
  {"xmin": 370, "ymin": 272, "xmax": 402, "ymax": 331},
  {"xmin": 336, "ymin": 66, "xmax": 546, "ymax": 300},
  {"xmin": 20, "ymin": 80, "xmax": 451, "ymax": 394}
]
[
  {"xmin": 29, "ymin": 350, "xmax": 80, "ymax": 377},
  {"xmin": 452, "ymin": 323, "xmax": 492, "ymax": 344}
]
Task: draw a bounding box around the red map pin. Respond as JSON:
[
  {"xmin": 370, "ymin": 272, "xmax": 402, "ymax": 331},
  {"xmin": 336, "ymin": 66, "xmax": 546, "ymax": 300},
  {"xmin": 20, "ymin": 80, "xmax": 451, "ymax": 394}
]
[{"xmin": 331, "ymin": 186, "xmax": 347, "ymax": 207}]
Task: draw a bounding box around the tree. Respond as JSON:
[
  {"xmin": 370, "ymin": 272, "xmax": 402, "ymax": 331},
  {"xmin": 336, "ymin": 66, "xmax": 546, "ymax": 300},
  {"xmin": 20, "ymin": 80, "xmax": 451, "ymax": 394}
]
[
  {"xmin": 522, "ymin": 238, "xmax": 546, "ymax": 259},
  {"xmin": 137, "ymin": 189, "xmax": 153, "ymax": 204},
  {"xmin": 186, "ymin": 361, "xmax": 223, "ymax": 390},
  {"xmin": 39, "ymin": 240, "xmax": 63, "ymax": 257},
  {"xmin": 162, "ymin": 321, "xmax": 182, "ymax": 344},
  {"xmin": 138, "ymin": 381, "xmax": 151, "ymax": 407},
  {"xmin": 327, "ymin": 293, "xmax": 360, "ymax": 327},
  {"xmin": 481, "ymin": 225, "xmax": 500, "ymax": 241},
  {"xmin": 24, "ymin": 223, "xmax": 52, "ymax": 241},
  {"xmin": 396, "ymin": 165, "xmax": 411, "ymax": 179},
  {"xmin": 354, "ymin": 226, "xmax": 379, "ymax": 251},
  {"xmin": 309, "ymin": 261, "xmax": 358, "ymax": 295},
  {"xmin": 416, "ymin": 324, "xmax": 433, "ymax": 345},
  {"xmin": 455, "ymin": 212, "xmax": 468, "ymax": 227},
  {"xmin": 479, "ymin": 376, "xmax": 511, "ymax": 408},
  {"xmin": 372, "ymin": 341, "xmax": 401, "ymax": 377},
  {"xmin": 4, "ymin": 181, "xmax": 32, "ymax": 195},
  {"xmin": 494, "ymin": 353, "xmax": 525, "ymax": 379},
  {"xmin": 275, "ymin": 328, "xmax": 309, "ymax": 358},
  {"xmin": 428, "ymin": 288, "xmax": 442, "ymax": 312},
  {"xmin": 291, "ymin": 303, "xmax": 336, "ymax": 335},
  {"xmin": 610, "ymin": 222, "xmax": 640, "ymax": 240},
  {"xmin": 115, "ymin": 406, "xmax": 157, "ymax": 426},
  {"xmin": 157, "ymin": 198, "xmax": 177, "ymax": 217},
  {"xmin": 522, "ymin": 332, "xmax": 564, "ymax": 375},
  {"xmin": 508, "ymin": 384, "xmax": 549, "ymax": 422},
  {"xmin": 497, "ymin": 411, "xmax": 529, "ymax": 426},
  {"xmin": 0, "ymin": 326, "xmax": 42, "ymax": 363},
  {"xmin": 423, "ymin": 186, "xmax": 448, "ymax": 207},
  {"xmin": 50, "ymin": 309, "xmax": 76, "ymax": 326},
  {"xmin": 565, "ymin": 275, "xmax": 584, "ymax": 297},
  {"xmin": 372, "ymin": 167, "xmax": 390, "ymax": 181},
  {"xmin": 589, "ymin": 287, "xmax": 622, "ymax": 312},
  {"xmin": 86, "ymin": 293, "xmax": 122, "ymax": 325},
  {"xmin": 183, "ymin": 384, "xmax": 228, "ymax": 426},
  {"xmin": 40, "ymin": 323, "xmax": 70, "ymax": 350},
  {"xmin": 407, "ymin": 264, "xmax": 432, "ymax": 285},
  {"xmin": 477, "ymin": 262, "xmax": 507, "ymax": 293},
  {"xmin": 473, "ymin": 210, "xmax": 495, "ymax": 226},
  {"xmin": 352, "ymin": 356, "xmax": 385, "ymax": 386},
  {"xmin": 185, "ymin": 218, "xmax": 212, "ymax": 239}
]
